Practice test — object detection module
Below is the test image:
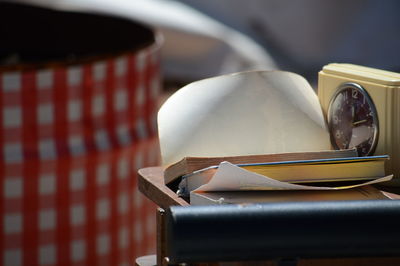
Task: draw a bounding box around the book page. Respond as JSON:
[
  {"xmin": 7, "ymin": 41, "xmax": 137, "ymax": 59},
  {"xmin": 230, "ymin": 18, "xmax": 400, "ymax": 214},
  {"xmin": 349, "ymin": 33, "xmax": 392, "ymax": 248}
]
[
  {"xmin": 195, "ymin": 162, "xmax": 393, "ymax": 192},
  {"xmin": 158, "ymin": 71, "xmax": 331, "ymax": 165}
]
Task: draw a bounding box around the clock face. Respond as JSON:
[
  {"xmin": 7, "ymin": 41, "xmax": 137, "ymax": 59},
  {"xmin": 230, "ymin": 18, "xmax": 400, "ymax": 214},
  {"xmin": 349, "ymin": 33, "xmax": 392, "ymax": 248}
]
[{"xmin": 327, "ymin": 83, "xmax": 379, "ymax": 156}]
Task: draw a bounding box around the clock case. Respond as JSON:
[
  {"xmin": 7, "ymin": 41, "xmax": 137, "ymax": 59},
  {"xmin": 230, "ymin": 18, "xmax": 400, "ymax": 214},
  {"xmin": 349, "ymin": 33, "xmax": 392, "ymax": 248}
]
[{"xmin": 318, "ymin": 63, "xmax": 400, "ymax": 184}]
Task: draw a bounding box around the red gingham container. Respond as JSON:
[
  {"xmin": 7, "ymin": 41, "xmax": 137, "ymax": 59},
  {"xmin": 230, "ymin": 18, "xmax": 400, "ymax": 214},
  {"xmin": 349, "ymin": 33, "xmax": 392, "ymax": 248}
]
[{"xmin": 0, "ymin": 3, "xmax": 162, "ymax": 266}]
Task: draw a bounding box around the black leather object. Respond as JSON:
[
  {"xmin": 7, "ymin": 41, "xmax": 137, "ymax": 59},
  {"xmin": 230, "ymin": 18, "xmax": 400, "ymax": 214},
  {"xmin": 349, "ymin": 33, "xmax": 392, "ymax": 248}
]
[{"xmin": 166, "ymin": 200, "xmax": 400, "ymax": 263}]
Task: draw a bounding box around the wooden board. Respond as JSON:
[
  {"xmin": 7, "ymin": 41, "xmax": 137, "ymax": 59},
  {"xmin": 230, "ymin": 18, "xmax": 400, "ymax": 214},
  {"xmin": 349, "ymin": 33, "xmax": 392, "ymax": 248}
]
[{"xmin": 138, "ymin": 167, "xmax": 189, "ymax": 209}]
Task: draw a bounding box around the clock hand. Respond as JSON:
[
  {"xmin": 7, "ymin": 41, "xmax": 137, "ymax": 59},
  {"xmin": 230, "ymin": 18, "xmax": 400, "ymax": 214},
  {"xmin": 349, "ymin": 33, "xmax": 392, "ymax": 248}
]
[{"xmin": 353, "ymin": 119, "xmax": 367, "ymax": 126}]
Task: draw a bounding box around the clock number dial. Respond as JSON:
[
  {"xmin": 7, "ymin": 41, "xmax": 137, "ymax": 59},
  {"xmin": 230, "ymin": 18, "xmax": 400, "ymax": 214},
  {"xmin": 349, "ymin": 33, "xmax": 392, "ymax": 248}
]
[{"xmin": 327, "ymin": 83, "xmax": 379, "ymax": 156}]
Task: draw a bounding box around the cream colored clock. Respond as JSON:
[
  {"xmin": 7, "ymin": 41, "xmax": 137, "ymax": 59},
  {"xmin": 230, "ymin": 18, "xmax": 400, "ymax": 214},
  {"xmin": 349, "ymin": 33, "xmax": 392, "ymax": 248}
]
[{"xmin": 318, "ymin": 63, "xmax": 400, "ymax": 182}]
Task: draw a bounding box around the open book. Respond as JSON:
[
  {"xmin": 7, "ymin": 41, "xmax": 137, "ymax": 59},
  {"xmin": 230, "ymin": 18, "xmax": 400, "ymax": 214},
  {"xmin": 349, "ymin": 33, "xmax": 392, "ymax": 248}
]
[
  {"xmin": 158, "ymin": 70, "xmax": 331, "ymax": 167},
  {"xmin": 158, "ymin": 69, "xmax": 393, "ymax": 193}
]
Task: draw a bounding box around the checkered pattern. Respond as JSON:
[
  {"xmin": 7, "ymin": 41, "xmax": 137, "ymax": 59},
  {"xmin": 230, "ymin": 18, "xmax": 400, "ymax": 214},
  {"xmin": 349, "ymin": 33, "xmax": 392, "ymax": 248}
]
[{"xmin": 0, "ymin": 44, "xmax": 161, "ymax": 265}]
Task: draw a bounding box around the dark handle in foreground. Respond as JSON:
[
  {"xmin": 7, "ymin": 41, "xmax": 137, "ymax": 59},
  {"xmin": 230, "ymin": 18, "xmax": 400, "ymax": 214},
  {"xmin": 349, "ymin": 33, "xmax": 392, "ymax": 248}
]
[{"xmin": 166, "ymin": 200, "xmax": 400, "ymax": 264}]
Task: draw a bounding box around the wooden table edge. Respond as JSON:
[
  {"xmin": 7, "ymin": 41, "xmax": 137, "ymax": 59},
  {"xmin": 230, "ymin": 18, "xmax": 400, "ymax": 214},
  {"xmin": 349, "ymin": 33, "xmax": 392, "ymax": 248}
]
[{"xmin": 138, "ymin": 166, "xmax": 189, "ymax": 208}]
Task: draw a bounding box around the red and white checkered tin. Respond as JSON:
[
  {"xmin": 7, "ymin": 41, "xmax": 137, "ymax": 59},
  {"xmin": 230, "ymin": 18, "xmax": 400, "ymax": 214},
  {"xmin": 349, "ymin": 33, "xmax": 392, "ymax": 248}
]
[{"xmin": 0, "ymin": 3, "xmax": 162, "ymax": 266}]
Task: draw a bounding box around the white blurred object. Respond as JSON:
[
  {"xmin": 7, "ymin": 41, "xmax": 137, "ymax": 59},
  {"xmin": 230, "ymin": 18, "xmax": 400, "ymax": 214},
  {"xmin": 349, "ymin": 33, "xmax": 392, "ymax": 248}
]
[
  {"xmin": 158, "ymin": 71, "xmax": 330, "ymax": 165},
  {"xmin": 10, "ymin": 0, "xmax": 277, "ymax": 81}
]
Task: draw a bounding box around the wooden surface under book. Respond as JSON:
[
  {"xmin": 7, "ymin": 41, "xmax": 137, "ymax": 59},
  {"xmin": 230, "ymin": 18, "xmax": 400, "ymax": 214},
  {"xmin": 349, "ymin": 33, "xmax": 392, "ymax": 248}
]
[
  {"xmin": 136, "ymin": 254, "xmax": 400, "ymax": 266},
  {"xmin": 189, "ymin": 186, "xmax": 391, "ymax": 205},
  {"xmin": 138, "ymin": 167, "xmax": 189, "ymax": 208},
  {"xmin": 137, "ymin": 166, "xmax": 400, "ymax": 266}
]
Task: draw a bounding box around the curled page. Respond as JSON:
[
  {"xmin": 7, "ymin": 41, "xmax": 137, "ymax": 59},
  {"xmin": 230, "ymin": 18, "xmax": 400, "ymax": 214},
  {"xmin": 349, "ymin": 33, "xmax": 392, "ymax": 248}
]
[
  {"xmin": 158, "ymin": 71, "xmax": 331, "ymax": 166},
  {"xmin": 195, "ymin": 162, "xmax": 393, "ymax": 191}
]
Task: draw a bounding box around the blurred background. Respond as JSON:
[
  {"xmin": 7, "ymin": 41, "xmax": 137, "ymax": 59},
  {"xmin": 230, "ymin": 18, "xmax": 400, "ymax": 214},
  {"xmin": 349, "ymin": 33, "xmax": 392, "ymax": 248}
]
[
  {"xmin": 175, "ymin": 0, "xmax": 400, "ymax": 82},
  {"xmin": 5, "ymin": 0, "xmax": 400, "ymax": 86},
  {"xmin": 1, "ymin": 0, "xmax": 400, "ymax": 265}
]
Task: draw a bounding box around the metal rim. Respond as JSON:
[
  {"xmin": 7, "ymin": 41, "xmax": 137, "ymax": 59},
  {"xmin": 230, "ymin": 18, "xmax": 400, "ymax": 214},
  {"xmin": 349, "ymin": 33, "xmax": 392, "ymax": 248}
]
[{"xmin": 327, "ymin": 82, "xmax": 379, "ymax": 155}]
